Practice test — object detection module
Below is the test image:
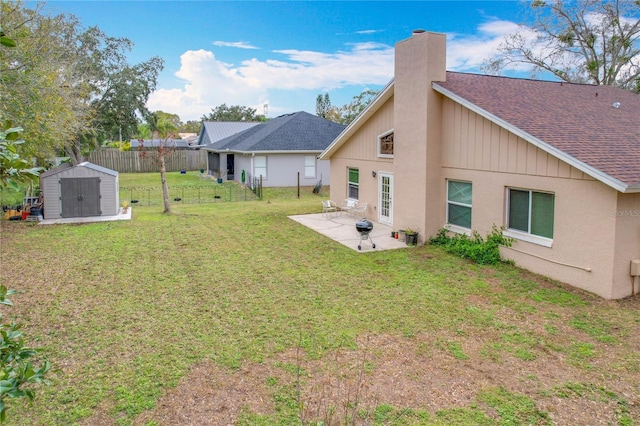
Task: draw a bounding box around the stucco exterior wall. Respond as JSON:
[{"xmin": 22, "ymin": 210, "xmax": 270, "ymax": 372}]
[
  {"xmin": 393, "ymin": 31, "xmax": 446, "ymax": 242},
  {"xmin": 442, "ymin": 166, "xmax": 619, "ymax": 298},
  {"xmin": 439, "ymin": 97, "xmax": 637, "ymax": 298},
  {"xmin": 612, "ymin": 192, "xmax": 640, "ymax": 298},
  {"xmin": 232, "ymin": 153, "xmax": 329, "ymax": 188}
]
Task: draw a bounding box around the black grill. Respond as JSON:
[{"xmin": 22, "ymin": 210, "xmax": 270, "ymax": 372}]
[{"xmin": 355, "ymin": 218, "xmax": 375, "ymax": 250}]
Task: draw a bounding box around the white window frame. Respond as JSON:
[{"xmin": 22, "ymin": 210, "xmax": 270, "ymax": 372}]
[
  {"xmin": 504, "ymin": 187, "xmax": 554, "ymax": 247},
  {"xmin": 377, "ymin": 129, "xmax": 394, "ymax": 158},
  {"xmin": 446, "ymin": 180, "xmax": 472, "ymax": 231},
  {"xmin": 254, "ymin": 155, "xmax": 267, "ymax": 179},
  {"xmin": 304, "ymin": 155, "xmax": 316, "ymax": 179},
  {"xmin": 347, "ymin": 167, "xmax": 359, "ymax": 200}
]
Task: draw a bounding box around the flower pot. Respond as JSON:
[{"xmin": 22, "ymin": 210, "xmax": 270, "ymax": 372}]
[{"xmin": 405, "ymin": 232, "xmax": 418, "ymax": 246}]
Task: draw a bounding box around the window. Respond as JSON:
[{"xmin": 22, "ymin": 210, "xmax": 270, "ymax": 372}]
[
  {"xmin": 254, "ymin": 156, "xmax": 267, "ymax": 179},
  {"xmin": 304, "ymin": 156, "xmax": 316, "ymax": 178},
  {"xmin": 347, "ymin": 168, "xmax": 359, "ymax": 199},
  {"xmin": 447, "ymin": 180, "xmax": 472, "ymax": 229},
  {"xmin": 378, "ymin": 130, "xmax": 394, "ymax": 158},
  {"xmin": 507, "ymin": 188, "xmax": 554, "ymax": 240}
]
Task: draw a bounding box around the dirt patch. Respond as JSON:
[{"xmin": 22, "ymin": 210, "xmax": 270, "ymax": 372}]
[{"xmin": 113, "ymin": 333, "xmax": 640, "ymax": 425}]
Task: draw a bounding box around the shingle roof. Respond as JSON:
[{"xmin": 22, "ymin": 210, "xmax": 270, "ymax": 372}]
[
  {"xmin": 40, "ymin": 161, "xmax": 117, "ymax": 178},
  {"xmin": 129, "ymin": 139, "xmax": 194, "ymax": 149},
  {"xmin": 434, "ymin": 72, "xmax": 640, "ymax": 191},
  {"xmin": 204, "ymin": 111, "xmax": 346, "ymax": 153},
  {"xmin": 197, "ymin": 122, "xmax": 261, "ymax": 146}
]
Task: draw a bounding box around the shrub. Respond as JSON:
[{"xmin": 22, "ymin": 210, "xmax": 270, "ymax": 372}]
[
  {"xmin": 429, "ymin": 225, "xmax": 514, "ymax": 265},
  {"xmin": 0, "ymin": 285, "xmax": 50, "ymax": 422}
]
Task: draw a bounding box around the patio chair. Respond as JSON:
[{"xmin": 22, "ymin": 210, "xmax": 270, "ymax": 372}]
[
  {"xmin": 341, "ymin": 199, "xmax": 358, "ymax": 217},
  {"xmin": 321, "ymin": 200, "xmax": 338, "ymax": 217},
  {"xmin": 353, "ymin": 202, "xmax": 368, "ymax": 217}
]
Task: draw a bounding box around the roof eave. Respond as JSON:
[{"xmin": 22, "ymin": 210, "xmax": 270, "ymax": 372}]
[
  {"xmin": 432, "ymin": 83, "xmax": 633, "ymax": 194},
  {"xmin": 319, "ymin": 79, "xmax": 394, "ymax": 160},
  {"xmin": 203, "ymin": 149, "xmax": 324, "ymax": 155}
]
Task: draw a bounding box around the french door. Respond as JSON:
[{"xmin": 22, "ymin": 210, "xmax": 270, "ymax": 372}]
[{"xmin": 378, "ymin": 172, "xmax": 393, "ymax": 225}]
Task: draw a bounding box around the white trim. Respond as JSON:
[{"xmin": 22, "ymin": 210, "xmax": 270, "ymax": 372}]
[
  {"xmin": 304, "ymin": 155, "xmax": 316, "ymax": 179},
  {"xmin": 433, "ymin": 83, "xmax": 631, "ymax": 193},
  {"xmin": 446, "ymin": 179, "xmax": 472, "ymax": 229},
  {"xmin": 377, "ymin": 128, "xmax": 394, "ymax": 159},
  {"xmin": 445, "ymin": 224, "xmax": 472, "ymax": 236},
  {"xmin": 378, "ymin": 172, "xmax": 393, "ymax": 225},
  {"xmin": 503, "ymin": 229, "xmax": 553, "ymax": 248}
]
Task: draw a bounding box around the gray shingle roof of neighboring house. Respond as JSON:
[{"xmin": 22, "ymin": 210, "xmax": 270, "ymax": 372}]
[
  {"xmin": 129, "ymin": 139, "xmax": 195, "ymax": 149},
  {"xmin": 197, "ymin": 122, "xmax": 262, "ymax": 146},
  {"xmin": 434, "ymin": 72, "xmax": 640, "ymax": 191},
  {"xmin": 204, "ymin": 111, "xmax": 346, "ymax": 153}
]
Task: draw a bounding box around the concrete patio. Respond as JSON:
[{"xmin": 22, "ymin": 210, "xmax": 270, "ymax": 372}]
[{"xmin": 288, "ymin": 212, "xmax": 411, "ymax": 252}]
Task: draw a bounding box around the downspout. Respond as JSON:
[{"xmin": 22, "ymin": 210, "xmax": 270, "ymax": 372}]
[{"xmin": 631, "ymin": 260, "xmax": 640, "ymax": 296}]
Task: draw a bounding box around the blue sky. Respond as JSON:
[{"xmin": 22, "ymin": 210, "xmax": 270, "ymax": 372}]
[{"xmin": 43, "ymin": 1, "xmax": 529, "ymax": 121}]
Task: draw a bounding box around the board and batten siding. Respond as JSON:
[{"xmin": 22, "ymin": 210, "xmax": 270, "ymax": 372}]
[
  {"xmin": 332, "ymin": 98, "xmax": 395, "ymax": 163},
  {"xmin": 441, "ymin": 98, "xmax": 594, "ymax": 181}
]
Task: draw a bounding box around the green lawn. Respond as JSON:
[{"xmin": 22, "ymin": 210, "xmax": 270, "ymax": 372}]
[{"xmin": 1, "ymin": 173, "xmax": 639, "ymax": 425}]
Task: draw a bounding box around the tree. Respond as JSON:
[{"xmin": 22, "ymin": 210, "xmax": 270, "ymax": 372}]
[
  {"xmin": 339, "ymin": 89, "xmax": 380, "ymax": 125},
  {"xmin": 315, "ymin": 93, "xmax": 331, "ymax": 118},
  {"xmin": 201, "ymin": 104, "xmax": 266, "ymax": 122},
  {"xmin": 485, "ymin": 0, "xmax": 640, "ymax": 92},
  {"xmin": 0, "ymin": 123, "xmax": 43, "ymax": 191},
  {"xmin": 139, "ymin": 114, "xmax": 178, "ymax": 214},
  {"xmin": 319, "ymin": 89, "xmax": 380, "ymax": 125},
  {"xmin": 0, "ymin": 2, "xmax": 164, "ymax": 165},
  {"xmin": 179, "ymin": 120, "xmax": 202, "ymax": 134}
]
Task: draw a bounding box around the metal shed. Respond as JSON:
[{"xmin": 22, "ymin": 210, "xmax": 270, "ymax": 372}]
[{"xmin": 40, "ymin": 162, "xmax": 119, "ymax": 220}]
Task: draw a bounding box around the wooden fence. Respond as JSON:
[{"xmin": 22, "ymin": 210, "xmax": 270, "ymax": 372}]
[{"xmin": 88, "ymin": 149, "xmax": 207, "ymax": 173}]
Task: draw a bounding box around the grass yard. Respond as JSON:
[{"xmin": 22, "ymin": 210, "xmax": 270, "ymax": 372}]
[{"xmin": 0, "ymin": 173, "xmax": 639, "ymax": 425}]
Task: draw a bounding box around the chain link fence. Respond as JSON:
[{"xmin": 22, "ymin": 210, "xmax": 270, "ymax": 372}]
[{"xmin": 121, "ymin": 182, "xmax": 260, "ymax": 206}]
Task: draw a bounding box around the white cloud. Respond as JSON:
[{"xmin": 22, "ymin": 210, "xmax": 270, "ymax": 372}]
[
  {"xmin": 148, "ymin": 43, "xmax": 393, "ymax": 120},
  {"xmin": 446, "ymin": 19, "xmax": 522, "ymax": 71},
  {"xmin": 148, "ymin": 19, "xmax": 533, "ymax": 121},
  {"xmin": 212, "ymin": 41, "xmax": 258, "ymax": 49}
]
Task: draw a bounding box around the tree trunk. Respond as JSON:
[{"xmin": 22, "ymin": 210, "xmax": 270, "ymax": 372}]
[
  {"xmin": 64, "ymin": 142, "xmax": 84, "ymax": 166},
  {"xmin": 159, "ymin": 153, "xmax": 171, "ymax": 213}
]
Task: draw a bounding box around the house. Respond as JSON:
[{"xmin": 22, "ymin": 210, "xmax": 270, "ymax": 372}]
[
  {"xmin": 320, "ymin": 30, "xmax": 640, "ymax": 299},
  {"xmin": 40, "ymin": 162, "xmax": 119, "ymax": 219},
  {"xmin": 202, "ymin": 112, "xmax": 345, "ymax": 187},
  {"xmin": 196, "ymin": 121, "xmax": 262, "ymax": 147}
]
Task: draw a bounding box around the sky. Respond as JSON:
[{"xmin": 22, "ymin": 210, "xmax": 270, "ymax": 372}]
[{"xmin": 42, "ymin": 1, "xmax": 531, "ymax": 122}]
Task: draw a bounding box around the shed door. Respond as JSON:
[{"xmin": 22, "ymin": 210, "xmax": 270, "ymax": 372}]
[{"xmin": 61, "ymin": 178, "xmax": 101, "ymax": 218}]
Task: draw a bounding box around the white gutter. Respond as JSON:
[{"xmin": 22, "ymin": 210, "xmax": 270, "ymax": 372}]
[{"xmin": 432, "ymin": 83, "xmax": 634, "ymax": 194}]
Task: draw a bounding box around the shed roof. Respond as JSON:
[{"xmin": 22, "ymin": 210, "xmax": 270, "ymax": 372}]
[
  {"xmin": 204, "ymin": 111, "xmax": 345, "ymax": 153},
  {"xmin": 40, "ymin": 161, "xmax": 118, "ymax": 179}
]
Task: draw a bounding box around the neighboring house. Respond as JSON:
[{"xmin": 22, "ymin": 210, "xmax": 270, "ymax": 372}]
[
  {"xmin": 196, "ymin": 121, "xmax": 261, "ymax": 147},
  {"xmin": 320, "ymin": 30, "xmax": 640, "ymax": 299},
  {"xmin": 202, "ymin": 112, "xmax": 345, "ymax": 187}
]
